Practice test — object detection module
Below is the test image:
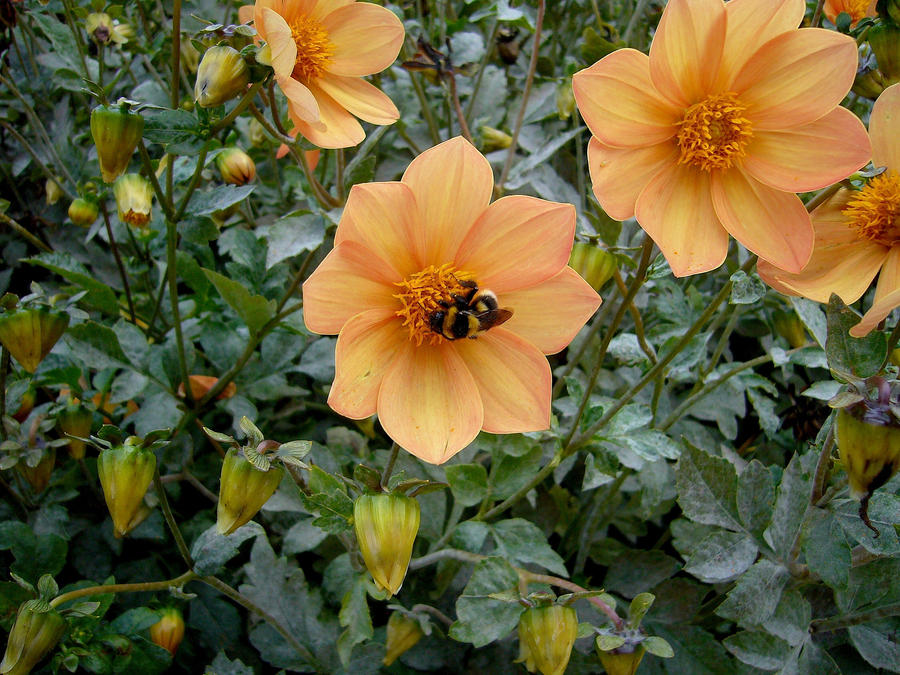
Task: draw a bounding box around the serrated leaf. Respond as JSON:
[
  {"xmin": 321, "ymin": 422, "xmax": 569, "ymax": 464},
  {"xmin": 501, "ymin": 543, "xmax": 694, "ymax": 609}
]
[
  {"xmin": 683, "ymin": 530, "xmax": 758, "ymax": 583},
  {"xmin": 825, "ymin": 294, "xmax": 887, "ymax": 381},
  {"xmin": 763, "ymin": 451, "xmax": 816, "ymax": 560},
  {"xmin": 674, "ymin": 440, "xmax": 742, "ymax": 531},
  {"xmin": 63, "ymin": 322, "xmax": 130, "ymax": 370},
  {"xmin": 204, "ymin": 269, "xmax": 276, "ymax": 335},
  {"xmin": 729, "ymin": 271, "xmax": 766, "ymax": 305},
  {"xmin": 449, "ymin": 557, "xmax": 523, "ymax": 648},
  {"xmin": 65, "ymin": 601, "xmax": 101, "ymax": 617},
  {"xmin": 446, "ymin": 463, "xmax": 489, "ymax": 507},
  {"xmin": 26, "ymin": 253, "xmax": 119, "ymax": 315},
  {"xmin": 143, "ymin": 108, "xmax": 200, "ymax": 145},
  {"xmin": 716, "ymin": 560, "xmax": 789, "ymax": 628},
  {"xmin": 723, "ymin": 630, "xmax": 791, "ymax": 670}
]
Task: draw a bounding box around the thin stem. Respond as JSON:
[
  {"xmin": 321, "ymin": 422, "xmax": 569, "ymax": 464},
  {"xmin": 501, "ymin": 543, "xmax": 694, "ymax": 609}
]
[
  {"xmin": 173, "ymin": 147, "xmax": 210, "ymax": 223},
  {"xmin": 573, "ymin": 471, "xmax": 627, "ymax": 575},
  {"xmin": 699, "ymin": 304, "xmax": 741, "ymax": 378},
  {"xmin": 810, "ymin": 602, "xmax": 900, "ymax": 634},
  {"xmin": 810, "ymin": 424, "xmax": 836, "ymax": 505},
  {"xmin": 804, "ymin": 182, "xmax": 841, "ymax": 212},
  {"xmin": 275, "ymin": 247, "xmax": 318, "ymax": 315},
  {"xmin": 209, "ymin": 82, "xmax": 263, "ymax": 136},
  {"xmin": 0, "ymin": 212, "xmax": 52, "ymax": 253},
  {"xmin": 100, "ymin": 202, "xmax": 136, "ymax": 322},
  {"xmin": 612, "ymin": 263, "xmax": 656, "ymax": 363},
  {"xmin": 478, "ymin": 449, "xmax": 562, "ymax": 521},
  {"xmin": 0, "ymin": 348, "xmax": 6, "ymax": 438},
  {"xmin": 623, "ymin": 0, "xmax": 651, "ymax": 45},
  {"xmin": 381, "ymin": 442, "xmax": 400, "ymax": 489},
  {"xmin": 335, "ymin": 148, "xmax": 345, "ymax": 202},
  {"xmin": 0, "ymin": 119, "xmax": 76, "ymax": 202},
  {"xmin": 463, "ymin": 21, "xmax": 499, "ymax": 122},
  {"xmin": 138, "ymin": 142, "xmax": 174, "ymax": 218},
  {"xmin": 408, "ymin": 71, "xmax": 441, "ymax": 145},
  {"xmin": 170, "ymin": 0, "xmax": 182, "ymax": 110},
  {"xmin": 51, "ymin": 571, "xmax": 197, "ymax": 608},
  {"xmin": 411, "ymin": 604, "xmax": 454, "ymax": 627},
  {"xmin": 447, "ymin": 73, "xmax": 473, "ymax": 143},
  {"xmin": 153, "ymin": 467, "xmax": 195, "ymax": 568},
  {"xmin": 811, "ymin": 0, "xmax": 826, "ymax": 27},
  {"xmin": 551, "ymin": 298, "xmax": 615, "ymax": 398}
]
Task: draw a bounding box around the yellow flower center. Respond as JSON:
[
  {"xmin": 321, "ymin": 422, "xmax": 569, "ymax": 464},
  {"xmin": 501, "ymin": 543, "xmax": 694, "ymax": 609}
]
[
  {"xmin": 676, "ymin": 93, "xmax": 753, "ymax": 172},
  {"xmin": 290, "ymin": 15, "xmax": 334, "ymax": 81},
  {"xmin": 844, "ymin": 170, "xmax": 900, "ymax": 246},
  {"xmin": 393, "ymin": 264, "xmax": 474, "ymax": 346},
  {"xmin": 844, "ymin": 0, "xmax": 872, "ymax": 21}
]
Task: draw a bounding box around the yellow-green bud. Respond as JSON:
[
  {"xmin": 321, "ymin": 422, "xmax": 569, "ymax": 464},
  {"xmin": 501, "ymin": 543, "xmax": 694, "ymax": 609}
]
[
  {"xmin": 837, "ymin": 405, "xmax": 900, "ymax": 517},
  {"xmin": 181, "ymin": 41, "xmax": 200, "ymax": 74},
  {"xmin": 45, "ymin": 178, "xmax": 63, "ymax": 205},
  {"xmin": 85, "ymin": 12, "xmax": 113, "ymax": 44},
  {"xmin": 383, "ymin": 612, "xmax": 423, "ymax": 666},
  {"xmin": 852, "ymin": 67, "xmax": 890, "ymax": 100},
  {"xmin": 113, "ymin": 174, "xmax": 153, "ymax": 229},
  {"xmin": 149, "ymin": 608, "xmax": 185, "ymax": 656},
  {"xmin": 56, "ymin": 401, "xmax": 93, "ymax": 460},
  {"xmin": 569, "ymin": 242, "xmax": 617, "ymax": 291},
  {"xmin": 0, "ymin": 306, "xmax": 69, "ymax": 373},
  {"xmin": 870, "ymin": 23, "xmax": 900, "ymax": 82},
  {"xmin": 216, "ymin": 147, "xmax": 256, "ymax": 186},
  {"xmin": 17, "ymin": 447, "xmax": 55, "ymax": 494},
  {"xmin": 480, "ymin": 126, "xmax": 513, "ymax": 153},
  {"xmin": 248, "ymin": 118, "xmax": 267, "ymax": 148},
  {"xmin": 91, "ymin": 105, "xmax": 144, "ymax": 183},
  {"xmin": 0, "ymin": 601, "xmax": 67, "ymax": 675},
  {"xmin": 194, "ymin": 46, "xmax": 250, "ymax": 108},
  {"xmin": 886, "ymin": 0, "xmax": 900, "ymax": 24},
  {"xmin": 557, "ymin": 81, "xmax": 576, "ymax": 120},
  {"xmin": 772, "ymin": 309, "xmax": 808, "ymax": 349},
  {"xmin": 98, "ymin": 440, "xmax": 157, "ymax": 537},
  {"xmin": 517, "ymin": 605, "xmax": 578, "ymax": 675},
  {"xmin": 597, "ymin": 646, "xmax": 645, "ymax": 675},
  {"xmin": 353, "ymin": 493, "xmax": 420, "ymax": 597},
  {"xmin": 216, "ymin": 447, "xmax": 283, "ymax": 535},
  {"xmin": 68, "ymin": 198, "xmax": 99, "ymax": 227}
]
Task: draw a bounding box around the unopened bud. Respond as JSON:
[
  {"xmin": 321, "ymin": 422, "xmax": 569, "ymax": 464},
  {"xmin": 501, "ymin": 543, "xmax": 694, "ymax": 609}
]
[
  {"xmin": 217, "ymin": 447, "xmax": 283, "ymax": 535},
  {"xmin": 772, "ymin": 309, "xmax": 808, "ymax": 349},
  {"xmin": 869, "ymin": 23, "xmax": 900, "ymax": 81},
  {"xmin": 45, "ymin": 178, "xmax": 63, "ymax": 205},
  {"xmin": 216, "ymin": 147, "xmax": 256, "ymax": 185},
  {"xmin": 853, "ymin": 66, "xmax": 890, "ymax": 100},
  {"xmin": 194, "ymin": 46, "xmax": 249, "ymax": 108},
  {"xmin": 557, "ymin": 81, "xmax": 576, "ymax": 120},
  {"xmin": 480, "ymin": 126, "xmax": 513, "ymax": 153},
  {"xmin": 597, "ymin": 646, "xmax": 645, "ymax": 675},
  {"xmin": 248, "ymin": 118, "xmax": 267, "ymax": 147},
  {"xmin": 517, "ymin": 604, "xmax": 578, "ymax": 675},
  {"xmin": 68, "ymin": 198, "xmax": 99, "ymax": 227},
  {"xmin": 353, "ymin": 493, "xmax": 420, "ymax": 597},
  {"xmin": 90, "ymin": 104, "xmax": 144, "ymax": 183},
  {"xmin": 177, "ymin": 375, "xmax": 237, "ymax": 401},
  {"xmin": 383, "ymin": 612, "xmax": 423, "ymax": 666},
  {"xmin": 569, "ymin": 242, "xmax": 617, "ymax": 291},
  {"xmin": 0, "ymin": 601, "xmax": 67, "ymax": 675},
  {"xmin": 56, "ymin": 400, "xmax": 93, "ymax": 460},
  {"xmin": 149, "ymin": 607, "xmax": 185, "ymax": 656},
  {"xmin": 113, "ymin": 174, "xmax": 153, "ymax": 228},
  {"xmin": 0, "ymin": 306, "xmax": 69, "ymax": 373},
  {"xmin": 98, "ymin": 439, "xmax": 157, "ymax": 537}
]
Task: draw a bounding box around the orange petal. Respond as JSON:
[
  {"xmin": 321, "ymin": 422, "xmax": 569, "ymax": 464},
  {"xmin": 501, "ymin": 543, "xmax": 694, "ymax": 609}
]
[
  {"xmin": 871, "ymin": 83, "xmax": 900, "ymax": 171},
  {"xmin": 238, "ymin": 5, "xmax": 254, "ymax": 26},
  {"xmin": 260, "ymin": 8, "xmax": 297, "ymax": 79},
  {"xmin": 302, "ymin": 0, "xmax": 355, "ymax": 22},
  {"xmin": 328, "ymin": 308, "xmax": 407, "ymax": 419},
  {"xmin": 454, "ymin": 196, "xmax": 574, "ymax": 293},
  {"xmin": 278, "ymin": 76, "xmax": 320, "ymax": 123},
  {"xmin": 323, "ymin": 2, "xmax": 404, "ymax": 77},
  {"xmin": 717, "ymin": 0, "xmax": 804, "ymax": 88},
  {"xmin": 851, "ymin": 247, "xmax": 900, "ymax": 337},
  {"xmin": 743, "ymin": 107, "xmax": 870, "ymax": 192},
  {"xmin": 377, "ymin": 342, "xmax": 483, "ymax": 465},
  {"xmin": 711, "ymin": 170, "xmax": 812, "ymax": 273},
  {"xmin": 252, "ymin": 0, "xmax": 285, "ymax": 38},
  {"xmin": 501, "ymin": 266, "xmax": 602, "ymax": 355},
  {"xmin": 335, "ymin": 182, "xmax": 423, "ymax": 277},
  {"xmin": 648, "ymin": 0, "xmax": 726, "ymax": 107},
  {"xmin": 735, "ymin": 28, "xmax": 858, "ymax": 130},
  {"xmin": 573, "ymin": 49, "xmax": 680, "ymax": 148},
  {"xmin": 301, "ymin": 241, "xmax": 398, "ymax": 334},
  {"xmin": 315, "ymin": 74, "xmax": 399, "ymax": 125},
  {"xmin": 453, "ymin": 329, "xmax": 550, "ymax": 434},
  {"xmin": 587, "ymin": 137, "xmax": 677, "ymax": 221},
  {"xmin": 634, "ymin": 163, "xmax": 729, "ymax": 276},
  {"xmin": 401, "ymin": 137, "xmax": 493, "ymax": 264},
  {"xmin": 289, "ymin": 82, "xmax": 364, "ymax": 149}
]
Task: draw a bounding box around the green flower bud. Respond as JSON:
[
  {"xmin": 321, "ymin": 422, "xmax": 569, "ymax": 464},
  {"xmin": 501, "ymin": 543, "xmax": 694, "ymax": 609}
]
[
  {"xmin": 852, "ymin": 66, "xmax": 890, "ymax": 100},
  {"xmin": 480, "ymin": 126, "xmax": 513, "ymax": 153},
  {"xmin": 113, "ymin": 174, "xmax": 153, "ymax": 229},
  {"xmin": 569, "ymin": 242, "xmax": 617, "ymax": 291},
  {"xmin": 597, "ymin": 646, "xmax": 645, "ymax": 675},
  {"xmin": 557, "ymin": 81, "xmax": 576, "ymax": 120},
  {"xmin": 149, "ymin": 607, "xmax": 185, "ymax": 656},
  {"xmin": 67, "ymin": 198, "xmax": 99, "ymax": 227},
  {"xmin": 353, "ymin": 493, "xmax": 420, "ymax": 597},
  {"xmin": 383, "ymin": 612, "xmax": 423, "ymax": 666},
  {"xmin": 216, "ymin": 447, "xmax": 283, "ymax": 535},
  {"xmin": 98, "ymin": 440, "xmax": 157, "ymax": 537},
  {"xmin": 0, "ymin": 601, "xmax": 67, "ymax": 675},
  {"xmin": 194, "ymin": 46, "xmax": 250, "ymax": 108},
  {"xmin": 90, "ymin": 104, "xmax": 144, "ymax": 183},
  {"xmin": 17, "ymin": 447, "xmax": 55, "ymax": 494},
  {"xmin": 248, "ymin": 118, "xmax": 267, "ymax": 148},
  {"xmin": 772, "ymin": 309, "xmax": 808, "ymax": 349},
  {"xmin": 216, "ymin": 147, "xmax": 256, "ymax": 186},
  {"xmin": 517, "ymin": 605, "xmax": 578, "ymax": 675},
  {"xmin": 885, "ymin": 0, "xmax": 900, "ymax": 24},
  {"xmin": 0, "ymin": 306, "xmax": 69, "ymax": 373},
  {"xmin": 869, "ymin": 22, "xmax": 900, "ymax": 81},
  {"xmin": 56, "ymin": 401, "xmax": 93, "ymax": 459},
  {"xmin": 45, "ymin": 178, "xmax": 63, "ymax": 206}
]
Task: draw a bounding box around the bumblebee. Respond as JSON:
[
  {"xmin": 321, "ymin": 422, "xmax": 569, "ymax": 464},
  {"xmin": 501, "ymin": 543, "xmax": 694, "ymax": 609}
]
[{"xmin": 429, "ymin": 280, "xmax": 513, "ymax": 340}]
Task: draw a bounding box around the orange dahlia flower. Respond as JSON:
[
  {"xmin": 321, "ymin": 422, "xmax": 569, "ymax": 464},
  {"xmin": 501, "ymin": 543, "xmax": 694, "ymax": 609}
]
[
  {"xmin": 759, "ymin": 84, "xmax": 900, "ymax": 337},
  {"xmin": 824, "ymin": 0, "xmax": 877, "ymax": 27},
  {"xmin": 238, "ymin": 0, "xmax": 404, "ymax": 149},
  {"xmin": 572, "ymin": 0, "xmax": 871, "ymax": 277},
  {"xmin": 302, "ymin": 138, "xmax": 601, "ymax": 464}
]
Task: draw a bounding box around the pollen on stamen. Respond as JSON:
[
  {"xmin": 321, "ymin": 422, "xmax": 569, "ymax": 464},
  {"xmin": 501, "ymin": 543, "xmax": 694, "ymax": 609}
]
[
  {"xmin": 676, "ymin": 93, "xmax": 753, "ymax": 172},
  {"xmin": 290, "ymin": 15, "xmax": 334, "ymax": 81},
  {"xmin": 393, "ymin": 264, "xmax": 472, "ymax": 346},
  {"xmin": 844, "ymin": 170, "xmax": 900, "ymax": 246}
]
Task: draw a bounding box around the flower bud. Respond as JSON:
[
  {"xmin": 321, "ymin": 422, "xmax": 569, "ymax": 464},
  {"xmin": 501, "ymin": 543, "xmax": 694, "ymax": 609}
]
[
  {"xmin": 181, "ymin": 41, "xmax": 200, "ymax": 74},
  {"xmin": 56, "ymin": 400, "xmax": 93, "ymax": 460},
  {"xmin": 85, "ymin": 12, "xmax": 113, "ymax": 44},
  {"xmin": 517, "ymin": 605, "xmax": 578, "ymax": 675},
  {"xmin": 248, "ymin": 118, "xmax": 267, "ymax": 147},
  {"xmin": 0, "ymin": 307, "xmax": 69, "ymax": 373},
  {"xmin": 852, "ymin": 66, "xmax": 890, "ymax": 100},
  {"xmin": 869, "ymin": 23, "xmax": 900, "ymax": 82},
  {"xmin": 480, "ymin": 126, "xmax": 513, "ymax": 153},
  {"xmin": 113, "ymin": 174, "xmax": 153, "ymax": 228},
  {"xmin": 217, "ymin": 447, "xmax": 283, "ymax": 535},
  {"xmin": 90, "ymin": 104, "xmax": 144, "ymax": 183},
  {"xmin": 0, "ymin": 601, "xmax": 67, "ymax": 675},
  {"xmin": 45, "ymin": 178, "xmax": 63, "ymax": 205},
  {"xmin": 216, "ymin": 147, "xmax": 256, "ymax": 186},
  {"xmin": 887, "ymin": 0, "xmax": 900, "ymax": 24},
  {"xmin": 569, "ymin": 242, "xmax": 617, "ymax": 291},
  {"xmin": 383, "ymin": 612, "xmax": 423, "ymax": 666},
  {"xmin": 177, "ymin": 375, "xmax": 237, "ymax": 401},
  {"xmin": 596, "ymin": 646, "xmax": 645, "ymax": 675},
  {"xmin": 353, "ymin": 493, "xmax": 420, "ymax": 597},
  {"xmin": 12, "ymin": 385, "xmax": 35, "ymax": 423},
  {"xmin": 98, "ymin": 439, "xmax": 157, "ymax": 537},
  {"xmin": 772, "ymin": 310, "xmax": 808, "ymax": 349},
  {"xmin": 557, "ymin": 81, "xmax": 576, "ymax": 120},
  {"xmin": 17, "ymin": 447, "xmax": 55, "ymax": 494},
  {"xmin": 68, "ymin": 198, "xmax": 99, "ymax": 227},
  {"xmin": 194, "ymin": 46, "xmax": 249, "ymax": 108},
  {"xmin": 149, "ymin": 607, "xmax": 185, "ymax": 656}
]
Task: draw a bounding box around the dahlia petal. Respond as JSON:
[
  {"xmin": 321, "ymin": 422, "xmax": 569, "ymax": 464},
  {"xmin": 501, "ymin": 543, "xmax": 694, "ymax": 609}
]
[
  {"xmin": 401, "ymin": 137, "xmax": 493, "ymax": 264},
  {"xmin": 302, "ymin": 241, "xmax": 398, "ymax": 334},
  {"xmin": 711, "ymin": 170, "xmax": 813, "ymax": 273},
  {"xmin": 572, "ymin": 50, "xmax": 680, "ymax": 148},
  {"xmin": 335, "ymin": 182, "xmax": 423, "ymax": 277},
  {"xmin": 743, "ymin": 107, "xmax": 871, "ymax": 192},
  {"xmin": 634, "ymin": 163, "xmax": 729, "ymax": 277},
  {"xmin": 278, "ymin": 76, "xmax": 320, "ymax": 122},
  {"xmin": 734, "ymin": 29, "xmax": 858, "ymax": 130},
  {"xmin": 289, "ymin": 82, "xmax": 365, "ymax": 149},
  {"xmin": 648, "ymin": 0, "xmax": 726, "ymax": 107},
  {"xmin": 260, "ymin": 8, "xmax": 297, "ymax": 79},
  {"xmin": 587, "ymin": 137, "xmax": 678, "ymax": 221},
  {"xmin": 238, "ymin": 5, "xmax": 254, "ymax": 26},
  {"xmin": 322, "ymin": 2, "xmax": 404, "ymax": 77},
  {"xmin": 316, "ymin": 74, "xmax": 399, "ymax": 125},
  {"xmin": 453, "ymin": 329, "xmax": 551, "ymax": 434},
  {"xmin": 252, "ymin": 0, "xmax": 285, "ymax": 35},
  {"xmin": 501, "ymin": 267, "xmax": 602, "ymax": 355},
  {"xmin": 454, "ymin": 196, "xmax": 574, "ymax": 293},
  {"xmin": 377, "ymin": 342, "xmax": 483, "ymax": 465},
  {"xmin": 718, "ymin": 0, "xmax": 804, "ymax": 88},
  {"xmin": 870, "ymin": 83, "xmax": 900, "ymax": 171},
  {"xmin": 851, "ymin": 248, "xmax": 900, "ymax": 337},
  {"xmin": 328, "ymin": 308, "xmax": 407, "ymax": 419},
  {"xmin": 303, "ymin": 0, "xmax": 354, "ymax": 22}
]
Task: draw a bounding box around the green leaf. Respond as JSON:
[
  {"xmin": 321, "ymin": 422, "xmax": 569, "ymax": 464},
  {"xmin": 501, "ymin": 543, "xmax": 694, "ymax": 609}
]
[
  {"xmin": 36, "ymin": 574, "xmax": 58, "ymax": 600},
  {"xmin": 825, "ymin": 294, "xmax": 887, "ymax": 381},
  {"xmin": 204, "ymin": 652, "xmax": 254, "ymax": 675},
  {"xmin": 763, "ymin": 451, "xmax": 816, "ymax": 559},
  {"xmin": 260, "ymin": 213, "xmax": 326, "ymax": 269},
  {"xmin": 142, "ymin": 109, "xmax": 200, "ymax": 146},
  {"xmin": 490, "ymin": 519, "xmax": 568, "ymax": 577},
  {"xmin": 26, "ymin": 253, "xmax": 119, "ymax": 315},
  {"xmin": 336, "ymin": 575, "xmax": 373, "ymax": 667},
  {"xmin": 62, "ymin": 321, "xmax": 130, "ymax": 370},
  {"xmin": 110, "ymin": 607, "xmax": 163, "ymax": 634},
  {"xmin": 723, "ymin": 630, "xmax": 791, "ymax": 671},
  {"xmin": 642, "ymin": 636, "xmax": 675, "ymax": 658},
  {"xmin": 848, "ymin": 625, "xmax": 900, "ymax": 673},
  {"xmin": 449, "ymin": 557, "xmax": 524, "ymax": 647},
  {"xmin": 683, "ymin": 530, "xmax": 758, "ymax": 583},
  {"xmin": 445, "ymin": 463, "xmax": 489, "ymax": 507},
  {"xmin": 650, "ymin": 624, "xmax": 735, "ymax": 674},
  {"xmin": 30, "ymin": 12, "xmax": 82, "ymax": 74},
  {"xmin": 604, "ymin": 550, "xmax": 680, "ymax": 598},
  {"xmin": 802, "ymin": 511, "xmax": 851, "ymax": 590},
  {"xmin": 716, "ymin": 560, "xmax": 789, "ymax": 628},
  {"xmin": 490, "ymin": 442, "xmax": 543, "ymax": 500},
  {"xmin": 736, "ymin": 459, "xmax": 775, "ymax": 539},
  {"xmin": 729, "ymin": 271, "xmax": 766, "ymax": 305},
  {"xmin": 674, "ymin": 440, "xmax": 742, "ymax": 531},
  {"xmin": 301, "ymin": 466, "xmax": 354, "ymax": 534},
  {"xmin": 204, "ymin": 269, "xmax": 276, "ymax": 335},
  {"xmin": 191, "ymin": 522, "xmax": 264, "ymax": 576},
  {"xmin": 187, "ymin": 185, "xmax": 256, "ymax": 217},
  {"xmin": 790, "ymin": 297, "xmax": 827, "ymax": 348}
]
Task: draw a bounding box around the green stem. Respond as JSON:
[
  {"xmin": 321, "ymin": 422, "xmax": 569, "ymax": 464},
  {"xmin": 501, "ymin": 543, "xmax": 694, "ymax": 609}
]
[
  {"xmin": 0, "ymin": 212, "xmax": 52, "ymax": 253},
  {"xmin": 551, "ymin": 295, "xmax": 615, "ymax": 399},
  {"xmin": 138, "ymin": 142, "xmax": 174, "ymax": 219},
  {"xmin": 811, "ymin": 0, "xmax": 826, "ymax": 28},
  {"xmin": 447, "ymin": 72, "xmax": 473, "ymax": 143},
  {"xmin": 170, "ymin": 0, "xmax": 182, "ymax": 110},
  {"xmin": 209, "ymin": 82, "xmax": 263, "ymax": 136},
  {"xmin": 381, "ymin": 442, "xmax": 400, "ymax": 489},
  {"xmin": 408, "ymin": 71, "xmax": 441, "ymax": 146},
  {"xmin": 154, "ymin": 467, "xmax": 195, "ymax": 569},
  {"xmin": 573, "ymin": 470, "xmax": 627, "ymax": 575},
  {"xmin": 172, "ymin": 147, "xmax": 210, "ymax": 223},
  {"xmin": 275, "ymin": 247, "xmax": 318, "ymax": 314},
  {"xmin": 100, "ymin": 202, "xmax": 136, "ymax": 322},
  {"xmin": 165, "ymin": 217, "xmax": 193, "ymax": 406},
  {"xmin": 463, "ymin": 21, "xmax": 499, "ymax": 122},
  {"xmin": 623, "ymin": 0, "xmax": 651, "ymax": 45},
  {"xmin": 810, "ymin": 602, "xmax": 900, "ymax": 634},
  {"xmin": 50, "ymin": 571, "xmax": 197, "ymax": 608},
  {"xmin": 810, "ymin": 424, "xmax": 836, "ymax": 506},
  {"xmin": 0, "ymin": 119, "xmax": 76, "ymax": 202}
]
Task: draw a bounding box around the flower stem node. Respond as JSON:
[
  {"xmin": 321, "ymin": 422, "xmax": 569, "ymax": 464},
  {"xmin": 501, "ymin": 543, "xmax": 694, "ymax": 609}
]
[
  {"xmin": 517, "ymin": 604, "xmax": 578, "ymax": 675},
  {"xmin": 353, "ymin": 492, "xmax": 420, "ymax": 597},
  {"xmin": 0, "ymin": 601, "xmax": 67, "ymax": 675},
  {"xmin": 113, "ymin": 174, "xmax": 153, "ymax": 229},
  {"xmin": 97, "ymin": 439, "xmax": 157, "ymax": 538},
  {"xmin": 0, "ymin": 305, "xmax": 69, "ymax": 373},
  {"xmin": 383, "ymin": 611, "xmax": 424, "ymax": 666},
  {"xmin": 216, "ymin": 147, "xmax": 256, "ymax": 186},
  {"xmin": 90, "ymin": 104, "xmax": 144, "ymax": 184},
  {"xmin": 56, "ymin": 400, "xmax": 93, "ymax": 460},
  {"xmin": 216, "ymin": 446, "xmax": 283, "ymax": 535},
  {"xmin": 67, "ymin": 198, "xmax": 99, "ymax": 227},
  {"xmin": 194, "ymin": 46, "xmax": 250, "ymax": 108},
  {"xmin": 149, "ymin": 607, "xmax": 185, "ymax": 656}
]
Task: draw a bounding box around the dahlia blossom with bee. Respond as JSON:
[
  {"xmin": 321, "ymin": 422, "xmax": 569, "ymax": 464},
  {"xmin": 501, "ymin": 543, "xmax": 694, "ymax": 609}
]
[
  {"xmin": 572, "ymin": 0, "xmax": 870, "ymax": 277},
  {"xmin": 302, "ymin": 138, "xmax": 601, "ymax": 464}
]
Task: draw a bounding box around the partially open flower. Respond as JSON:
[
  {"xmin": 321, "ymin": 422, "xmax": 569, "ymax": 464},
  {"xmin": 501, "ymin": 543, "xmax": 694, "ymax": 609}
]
[
  {"xmin": 98, "ymin": 438, "xmax": 157, "ymax": 537},
  {"xmin": 113, "ymin": 174, "xmax": 153, "ymax": 228},
  {"xmin": 216, "ymin": 147, "xmax": 256, "ymax": 185},
  {"xmin": 824, "ymin": 0, "xmax": 877, "ymax": 27},
  {"xmin": 0, "ymin": 601, "xmax": 67, "ymax": 675},
  {"xmin": 194, "ymin": 45, "xmax": 250, "ymax": 108},
  {"xmin": 383, "ymin": 612, "xmax": 423, "ymax": 666},
  {"xmin": 517, "ymin": 604, "xmax": 578, "ymax": 675},
  {"xmin": 149, "ymin": 608, "xmax": 185, "ymax": 656},
  {"xmin": 354, "ymin": 492, "xmax": 419, "ymax": 597}
]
